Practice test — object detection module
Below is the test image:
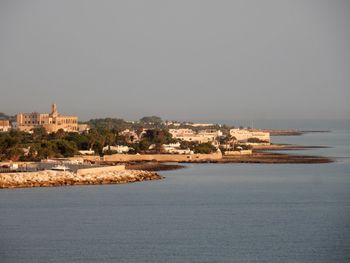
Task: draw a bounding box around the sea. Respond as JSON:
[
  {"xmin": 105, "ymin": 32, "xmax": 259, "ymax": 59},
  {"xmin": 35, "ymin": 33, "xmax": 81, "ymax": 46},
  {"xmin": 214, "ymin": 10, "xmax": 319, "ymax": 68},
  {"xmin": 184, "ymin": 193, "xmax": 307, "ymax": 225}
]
[{"xmin": 1, "ymin": 120, "xmax": 350, "ymax": 262}]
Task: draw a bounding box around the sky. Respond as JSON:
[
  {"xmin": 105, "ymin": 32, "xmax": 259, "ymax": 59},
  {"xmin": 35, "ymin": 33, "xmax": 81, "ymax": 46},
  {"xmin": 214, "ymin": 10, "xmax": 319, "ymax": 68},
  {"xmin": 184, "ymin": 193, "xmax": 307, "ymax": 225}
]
[{"xmin": 0, "ymin": 0, "xmax": 349, "ymax": 121}]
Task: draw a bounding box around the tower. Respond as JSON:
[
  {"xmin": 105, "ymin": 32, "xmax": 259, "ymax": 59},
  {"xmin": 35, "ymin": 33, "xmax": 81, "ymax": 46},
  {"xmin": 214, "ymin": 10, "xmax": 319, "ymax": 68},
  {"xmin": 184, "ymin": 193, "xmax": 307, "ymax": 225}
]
[{"xmin": 51, "ymin": 103, "xmax": 58, "ymax": 117}]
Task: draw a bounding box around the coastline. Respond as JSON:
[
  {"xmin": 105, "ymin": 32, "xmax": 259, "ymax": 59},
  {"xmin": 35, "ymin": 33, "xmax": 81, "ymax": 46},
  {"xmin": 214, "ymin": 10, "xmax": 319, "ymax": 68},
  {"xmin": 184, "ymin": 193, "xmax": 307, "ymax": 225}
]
[
  {"xmin": 218, "ymin": 152, "xmax": 333, "ymax": 164},
  {"xmin": 126, "ymin": 162, "xmax": 185, "ymax": 171},
  {"xmin": 0, "ymin": 169, "xmax": 163, "ymax": 189},
  {"xmin": 0, "ymin": 152, "xmax": 333, "ymax": 190},
  {"xmin": 252, "ymin": 144, "xmax": 330, "ymax": 151},
  {"xmin": 0, "ymin": 139, "xmax": 335, "ymax": 190}
]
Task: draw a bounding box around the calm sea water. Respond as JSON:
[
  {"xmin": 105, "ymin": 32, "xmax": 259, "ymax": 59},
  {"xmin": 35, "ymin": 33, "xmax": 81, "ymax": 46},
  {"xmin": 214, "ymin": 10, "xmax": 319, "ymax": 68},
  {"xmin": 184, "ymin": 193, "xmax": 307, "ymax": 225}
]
[{"xmin": 1, "ymin": 121, "xmax": 350, "ymax": 262}]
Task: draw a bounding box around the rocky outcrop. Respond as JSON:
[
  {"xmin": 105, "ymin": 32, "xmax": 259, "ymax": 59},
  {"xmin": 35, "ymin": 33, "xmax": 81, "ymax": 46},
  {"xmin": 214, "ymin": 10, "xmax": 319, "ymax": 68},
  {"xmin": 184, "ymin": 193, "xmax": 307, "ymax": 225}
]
[{"xmin": 0, "ymin": 169, "xmax": 163, "ymax": 189}]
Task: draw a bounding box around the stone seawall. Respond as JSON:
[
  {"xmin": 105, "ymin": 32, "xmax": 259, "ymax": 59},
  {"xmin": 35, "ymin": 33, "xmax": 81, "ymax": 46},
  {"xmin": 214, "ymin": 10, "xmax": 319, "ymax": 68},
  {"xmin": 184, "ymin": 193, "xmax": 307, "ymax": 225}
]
[
  {"xmin": 76, "ymin": 165, "xmax": 125, "ymax": 176},
  {"xmin": 0, "ymin": 167, "xmax": 162, "ymax": 189},
  {"xmin": 81, "ymin": 152, "xmax": 223, "ymax": 163}
]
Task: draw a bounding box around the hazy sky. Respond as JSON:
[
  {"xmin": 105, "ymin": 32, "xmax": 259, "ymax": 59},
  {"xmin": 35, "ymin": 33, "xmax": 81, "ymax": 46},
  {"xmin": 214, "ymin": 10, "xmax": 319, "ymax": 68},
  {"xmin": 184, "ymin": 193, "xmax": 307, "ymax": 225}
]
[{"xmin": 0, "ymin": 0, "xmax": 349, "ymax": 121}]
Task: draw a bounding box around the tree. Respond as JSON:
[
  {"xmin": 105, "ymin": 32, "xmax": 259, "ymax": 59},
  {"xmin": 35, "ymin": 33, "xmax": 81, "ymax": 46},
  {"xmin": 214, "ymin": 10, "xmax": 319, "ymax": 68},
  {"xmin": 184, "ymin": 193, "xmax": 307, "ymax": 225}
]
[
  {"xmin": 247, "ymin": 137, "xmax": 264, "ymax": 143},
  {"xmin": 32, "ymin": 127, "xmax": 47, "ymax": 141},
  {"xmin": 87, "ymin": 118, "xmax": 131, "ymax": 132},
  {"xmin": 142, "ymin": 129, "xmax": 174, "ymax": 144},
  {"xmin": 63, "ymin": 132, "xmax": 90, "ymax": 150},
  {"xmin": 140, "ymin": 116, "xmax": 162, "ymax": 124},
  {"xmin": 193, "ymin": 143, "xmax": 217, "ymax": 154},
  {"xmin": 53, "ymin": 139, "xmax": 78, "ymax": 157}
]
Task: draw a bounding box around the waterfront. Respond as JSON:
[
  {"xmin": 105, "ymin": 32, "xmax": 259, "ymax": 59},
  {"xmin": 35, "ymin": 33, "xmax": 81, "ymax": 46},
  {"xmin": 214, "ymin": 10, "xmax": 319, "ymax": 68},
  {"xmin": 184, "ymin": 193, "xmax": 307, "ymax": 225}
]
[{"xmin": 1, "ymin": 126, "xmax": 350, "ymax": 262}]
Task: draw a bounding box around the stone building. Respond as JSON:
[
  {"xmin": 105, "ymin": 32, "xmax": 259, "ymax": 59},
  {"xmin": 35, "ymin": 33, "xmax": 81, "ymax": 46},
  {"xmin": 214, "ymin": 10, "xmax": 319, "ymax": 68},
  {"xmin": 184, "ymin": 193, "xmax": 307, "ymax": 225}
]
[
  {"xmin": 16, "ymin": 104, "xmax": 78, "ymax": 133},
  {"xmin": 0, "ymin": 120, "xmax": 11, "ymax": 132}
]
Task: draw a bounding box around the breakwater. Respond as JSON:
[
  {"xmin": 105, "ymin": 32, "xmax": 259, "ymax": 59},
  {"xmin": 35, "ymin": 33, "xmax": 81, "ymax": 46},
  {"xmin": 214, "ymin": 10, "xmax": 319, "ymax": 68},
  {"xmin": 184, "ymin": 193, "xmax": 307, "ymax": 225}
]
[{"xmin": 0, "ymin": 166, "xmax": 162, "ymax": 189}]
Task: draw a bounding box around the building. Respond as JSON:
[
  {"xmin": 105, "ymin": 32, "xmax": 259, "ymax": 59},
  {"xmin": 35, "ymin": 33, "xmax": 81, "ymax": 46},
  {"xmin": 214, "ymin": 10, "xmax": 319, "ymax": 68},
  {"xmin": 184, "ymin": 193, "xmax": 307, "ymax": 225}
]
[
  {"xmin": 169, "ymin": 128, "xmax": 221, "ymax": 144},
  {"xmin": 0, "ymin": 120, "xmax": 11, "ymax": 132},
  {"xmin": 103, "ymin": 145, "xmax": 130, "ymax": 153},
  {"xmin": 79, "ymin": 149, "xmax": 95, "ymax": 155},
  {"xmin": 119, "ymin": 129, "xmax": 140, "ymax": 143},
  {"xmin": 164, "ymin": 121, "xmax": 181, "ymax": 127},
  {"xmin": 169, "ymin": 128, "xmax": 195, "ymax": 138},
  {"xmin": 16, "ymin": 104, "xmax": 78, "ymax": 133},
  {"xmin": 190, "ymin": 123, "xmax": 215, "ymax": 127},
  {"xmin": 229, "ymin": 128, "xmax": 270, "ymax": 143},
  {"xmin": 78, "ymin": 124, "xmax": 90, "ymax": 133},
  {"xmin": 198, "ymin": 129, "xmax": 223, "ymax": 138},
  {"xmin": 162, "ymin": 142, "xmax": 193, "ymax": 154}
]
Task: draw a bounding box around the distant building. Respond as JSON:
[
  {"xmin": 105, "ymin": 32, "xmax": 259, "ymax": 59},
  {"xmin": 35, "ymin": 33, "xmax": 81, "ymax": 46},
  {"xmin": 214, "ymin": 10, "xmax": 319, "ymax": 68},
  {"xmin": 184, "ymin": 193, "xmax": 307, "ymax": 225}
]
[
  {"xmin": 190, "ymin": 123, "xmax": 214, "ymax": 127},
  {"xmin": 79, "ymin": 149, "xmax": 95, "ymax": 155},
  {"xmin": 198, "ymin": 129, "xmax": 223, "ymax": 138},
  {"xmin": 162, "ymin": 142, "xmax": 193, "ymax": 154},
  {"xmin": 169, "ymin": 128, "xmax": 221, "ymax": 144},
  {"xmin": 0, "ymin": 120, "xmax": 11, "ymax": 132},
  {"xmin": 164, "ymin": 121, "xmax": 181, "ymax": 127},
  {"xmin": 229, "ymin": 129, "xmax": 270, "ymax": 143},
  {"xmin": 16, "ymin": 104, "xmax": 78, "ymax": 133},
  {"xmin": 120, "ymin": 129, "xmax": 140, "ymax": 143},
  {"xmin": 78, "ymin": 124, "xmax": 90, "ymax": 133},
  {"xmin": 103, "ymin": 145, "xmax": 130, "ymax": 153}
]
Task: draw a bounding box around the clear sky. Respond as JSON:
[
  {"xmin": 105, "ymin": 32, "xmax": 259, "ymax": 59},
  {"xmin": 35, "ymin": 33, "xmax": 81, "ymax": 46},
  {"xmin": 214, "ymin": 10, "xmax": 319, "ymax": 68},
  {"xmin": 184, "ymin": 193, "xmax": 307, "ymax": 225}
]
[{"xmin": 0, "ymin": 0, "xmax": 349, "ymax": 121}]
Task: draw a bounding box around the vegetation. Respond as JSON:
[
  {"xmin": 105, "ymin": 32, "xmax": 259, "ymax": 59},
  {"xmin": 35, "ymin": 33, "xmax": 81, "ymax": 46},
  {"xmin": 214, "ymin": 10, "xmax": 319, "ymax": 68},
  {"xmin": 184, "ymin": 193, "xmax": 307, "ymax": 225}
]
[
  {"xmin": 0, "ymin": 126, "xmax": 176, "ymax": 161},
  {"xmin": 192, "ymin": 143, "xmax": 217, "ymax": 154},
  {"xmin": 86, "ymin": 118, "xmax": 132, "ymax": 132},
  {"xmin": 140, "ymin": 116, "xmax": 162, "ymax": 125},
  {"xmin": 179, "ymin": 141, "xmax": 217, "ymax": 154},
  {"xmin": 247, "ymin": 137, "xmax": 266, "ymax": 143},
  {"xmin": 0, "ymin": 116, "xmax": 232, "ymax": 161}
]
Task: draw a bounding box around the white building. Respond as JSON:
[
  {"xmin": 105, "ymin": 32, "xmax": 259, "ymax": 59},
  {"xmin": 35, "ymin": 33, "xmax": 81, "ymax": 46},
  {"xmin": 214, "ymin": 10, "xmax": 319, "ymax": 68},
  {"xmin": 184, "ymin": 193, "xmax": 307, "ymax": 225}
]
[
  {"xmin": 78, "ymin": 124, "xmax": 90, "ymax": 133},
  {"xmin": 162, "ymin": 142, "xmax": 193, "ymax": 154},
  {"xmin": 185, "ymin": 123, "xmax": 214, "ymax": 127},
  {"xmin": 103, "ymin": 145, "xmax": 130, "ymax": 153},
  {"xmin": 169, "ymin": 128, "xmax": 221, "ymax": 144},
  {"xmin": 229, "ymin": 129, "xmax": 270, "ymax": 143},
  {"xmin": 119, "ymin": 129, "xmax": 140, "ymax": 143},
  {"xmin": 79, "ymin": 149, "xmax": 95, "ymax": 155}
]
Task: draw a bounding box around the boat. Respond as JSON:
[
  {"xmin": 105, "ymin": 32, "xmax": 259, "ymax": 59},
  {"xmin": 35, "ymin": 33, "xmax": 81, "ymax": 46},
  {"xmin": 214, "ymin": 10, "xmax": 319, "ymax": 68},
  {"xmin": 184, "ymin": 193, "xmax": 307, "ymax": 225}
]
[{"xmin": 51, "ymin": 165, "xmax": 70, "ymax": 171}]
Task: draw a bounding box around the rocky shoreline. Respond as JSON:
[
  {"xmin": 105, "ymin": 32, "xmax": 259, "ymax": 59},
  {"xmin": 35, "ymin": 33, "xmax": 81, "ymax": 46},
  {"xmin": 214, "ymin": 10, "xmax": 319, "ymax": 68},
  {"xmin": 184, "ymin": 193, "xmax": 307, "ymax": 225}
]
[
  {"xmin": 121, "ymin": 151, "xmax": 333, "ymax": 165},
  {"xmin": 126, "ymin": 162, "xmax": 185, "ymax": 171},
  {"xmin": 0, "ymin": 169, "xmax": 163, "ymax": 189},
  {"xmin": 215, "ymin": 152, "xmax": 332, "ymax": 164}
]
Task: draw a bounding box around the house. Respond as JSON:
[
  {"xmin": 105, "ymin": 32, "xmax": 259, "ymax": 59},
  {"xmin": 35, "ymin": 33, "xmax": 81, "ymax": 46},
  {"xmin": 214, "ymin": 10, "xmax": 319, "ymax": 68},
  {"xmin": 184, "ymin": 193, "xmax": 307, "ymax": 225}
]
[
  {"xmin": 169, "ymin": 128, "xmax": 222, "ymax": 144},
  {"xmin": 0, "ymin": 120, "xmax": 11, "ymax": 132},
  {"xmin": 78, "ymin": 124, "xmax": 90, "ymax": 133},
  {"xmin": 103, "ymin": 145, "xmax": 130, "ymax": 153},
  {"xmin": 162, "ymin": 142, "xmax": 193, "ymax": 154},
  {"xmin": 229, "ymin": 128, "xmax": 270, "ymax": 143},
  {"xmin": 119, "ymin": 129, "xmax": 140, "ymax": 143}
]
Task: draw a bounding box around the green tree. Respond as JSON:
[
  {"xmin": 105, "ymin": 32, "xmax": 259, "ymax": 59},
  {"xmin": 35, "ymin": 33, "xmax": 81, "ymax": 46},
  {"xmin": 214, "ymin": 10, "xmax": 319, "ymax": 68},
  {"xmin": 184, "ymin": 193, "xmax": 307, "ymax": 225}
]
[
  {"xmin": 32, "ymin": 127, "xmax": 47, "ymax": 141},
  {"xmin": 140, "ymin": 116, "xmax": 162, "ymax": 124},
  {"xmin": 193, "ymin": 143, "xmax": 217, "ymax": 154}
]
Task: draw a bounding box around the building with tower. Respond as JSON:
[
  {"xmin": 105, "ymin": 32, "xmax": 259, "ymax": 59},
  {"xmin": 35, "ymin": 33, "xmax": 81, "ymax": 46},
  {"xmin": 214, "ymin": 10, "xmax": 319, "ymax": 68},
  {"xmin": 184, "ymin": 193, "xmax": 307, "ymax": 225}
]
[{"xmin": 16, "ymin": 104, "xmax": 78, "ymax": 133}]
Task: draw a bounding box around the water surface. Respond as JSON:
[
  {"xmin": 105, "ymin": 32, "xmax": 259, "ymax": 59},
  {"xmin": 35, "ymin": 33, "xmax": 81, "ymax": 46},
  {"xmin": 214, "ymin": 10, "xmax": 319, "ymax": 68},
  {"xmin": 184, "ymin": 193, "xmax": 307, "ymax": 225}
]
[{"xmin": 1, "ymin": 126, "xmax": 350, "ymax": 262}]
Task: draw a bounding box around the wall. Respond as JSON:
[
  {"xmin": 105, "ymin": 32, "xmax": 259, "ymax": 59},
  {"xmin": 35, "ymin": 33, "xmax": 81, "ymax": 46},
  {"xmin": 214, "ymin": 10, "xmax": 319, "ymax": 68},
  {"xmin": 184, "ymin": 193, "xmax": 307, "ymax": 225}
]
[
  {"xmin": 79, "ymin": 152, "xmax": 223, "ymax": 163},
  {"xmin": 224, "ymin": 150, "xmax": 252, "ymax": 156},
  {"xmin": 76, "ymin": 165, "xmax": 125, "ymax": 176}
]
